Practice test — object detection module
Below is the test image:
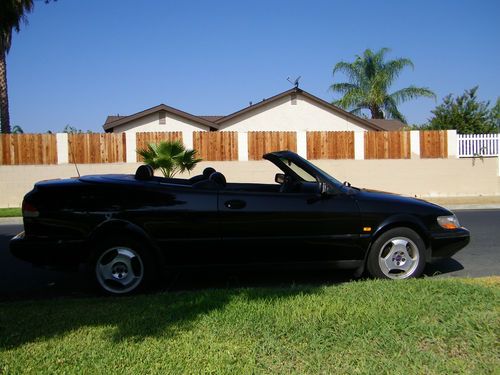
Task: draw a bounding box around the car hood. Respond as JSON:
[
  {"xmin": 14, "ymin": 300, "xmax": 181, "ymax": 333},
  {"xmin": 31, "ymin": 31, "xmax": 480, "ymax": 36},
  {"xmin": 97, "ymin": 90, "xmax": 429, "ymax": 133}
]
[{"xmin": 353, "ymin": 187, "xmax": 452, "ymax": 215}]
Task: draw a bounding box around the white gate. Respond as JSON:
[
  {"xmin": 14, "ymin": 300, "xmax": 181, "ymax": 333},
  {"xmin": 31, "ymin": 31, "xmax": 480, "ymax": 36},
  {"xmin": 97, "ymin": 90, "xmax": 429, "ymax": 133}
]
[{"xmin": 458, "ymin": 133, "xmax": 499, "ymax": 157}]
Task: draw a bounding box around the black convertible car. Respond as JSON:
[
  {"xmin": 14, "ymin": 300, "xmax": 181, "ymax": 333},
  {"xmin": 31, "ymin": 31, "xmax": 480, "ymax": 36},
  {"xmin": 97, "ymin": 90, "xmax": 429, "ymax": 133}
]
[{"xmin": 11, "ymin": 151, "xmax": 470, "ymax": 295}]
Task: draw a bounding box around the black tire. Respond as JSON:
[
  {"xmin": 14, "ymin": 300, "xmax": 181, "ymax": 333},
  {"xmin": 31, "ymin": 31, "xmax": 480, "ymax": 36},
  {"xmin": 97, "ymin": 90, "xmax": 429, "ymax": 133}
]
[
  {"xmin": 367, "ymin": 227, "xmax": 426, "ymax": 279},
  {"xmin": 92, "ymin": 237, "xmax": 156, "ymax": 295}
]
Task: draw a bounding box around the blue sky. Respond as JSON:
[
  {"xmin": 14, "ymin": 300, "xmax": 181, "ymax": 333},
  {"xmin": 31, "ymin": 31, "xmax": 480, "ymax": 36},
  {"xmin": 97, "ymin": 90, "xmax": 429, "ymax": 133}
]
[{"xmin": 7, "ymin": 0, "xmax": 500, "ymax": 133}]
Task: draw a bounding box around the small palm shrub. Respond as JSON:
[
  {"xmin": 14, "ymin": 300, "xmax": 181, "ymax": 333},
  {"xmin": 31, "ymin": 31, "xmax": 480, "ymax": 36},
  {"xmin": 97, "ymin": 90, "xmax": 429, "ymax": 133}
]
[{"xmin": 137, "ymin": 140, "xmax": 202, "ymax": 178}]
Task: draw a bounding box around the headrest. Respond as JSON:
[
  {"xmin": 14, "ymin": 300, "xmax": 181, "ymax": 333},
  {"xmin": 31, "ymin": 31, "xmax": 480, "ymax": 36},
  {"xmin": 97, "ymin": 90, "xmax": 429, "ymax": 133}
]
[
  {"xmin": 135, "ymin": 165, "xmax": 154, "ymax": 180},
  {"xmin": 202, "ymin": 167, "xmax": 216, "ymax": 178},
  {"xmin": 209, "ymin": 172, "xmax": 226, "ymax": 188}
]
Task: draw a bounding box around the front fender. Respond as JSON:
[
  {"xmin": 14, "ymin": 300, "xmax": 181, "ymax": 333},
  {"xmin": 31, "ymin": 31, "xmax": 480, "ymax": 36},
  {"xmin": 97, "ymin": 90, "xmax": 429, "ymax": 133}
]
[{"xmin": 354, "ymin": 214, "xmax": 432, "ymax": 277}]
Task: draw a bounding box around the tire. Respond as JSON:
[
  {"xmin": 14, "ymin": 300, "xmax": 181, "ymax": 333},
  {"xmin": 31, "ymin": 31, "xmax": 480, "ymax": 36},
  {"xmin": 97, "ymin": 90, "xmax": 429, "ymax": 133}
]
[
  {"xmin": 367, "ymin": 227, "xmax": 426, "ymax": 279},
  {"xmin": 93, "ymin": 237, "xmax": 155, "ymax": 295}
]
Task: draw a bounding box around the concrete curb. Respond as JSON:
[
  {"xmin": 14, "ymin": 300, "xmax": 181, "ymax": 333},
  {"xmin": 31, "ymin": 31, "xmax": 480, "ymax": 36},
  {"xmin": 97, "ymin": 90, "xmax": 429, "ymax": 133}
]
[
  {"xmin": 443, "ymin": 204, "xmax": 500, "ymax": 211},
  {"xmin": 0, "ymin": 217, "xmax": 23, "ymax": 225}
]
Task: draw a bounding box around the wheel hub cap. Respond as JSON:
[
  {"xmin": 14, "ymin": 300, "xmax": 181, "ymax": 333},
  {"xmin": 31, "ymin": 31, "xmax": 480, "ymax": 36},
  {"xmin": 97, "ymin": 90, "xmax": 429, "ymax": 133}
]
[
  {"xmin": 95, "ymin": 247, "xmax": 144, "ymax": 294},
  {"xmin": 112, "ymin": 262, "xmax": 128, "ymax": 279},
  {"xmin": 378, "ymin": 237, "xmax": 419, "ymax": 279}
]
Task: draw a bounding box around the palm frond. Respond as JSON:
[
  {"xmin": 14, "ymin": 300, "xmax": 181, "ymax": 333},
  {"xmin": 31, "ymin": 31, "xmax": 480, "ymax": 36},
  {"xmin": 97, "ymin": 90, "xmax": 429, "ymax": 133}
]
[
  {"xmin": 383, "ymin": 97, "xmax": 407, "ymax": 123},
  {"xmin": 390, "ymin": 86, "xmax": 436, "ymax": 105},
  {"xmin": 329, "ymin": 83, "xmax": 359, "ymax": 95}
]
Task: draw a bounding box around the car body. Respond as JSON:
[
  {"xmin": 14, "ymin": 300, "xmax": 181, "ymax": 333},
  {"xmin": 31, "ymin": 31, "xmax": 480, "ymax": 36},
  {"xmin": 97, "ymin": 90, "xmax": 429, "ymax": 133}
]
[{"xmin": 10, "ymin": 151, "xmax": 470, "ymax": 295}]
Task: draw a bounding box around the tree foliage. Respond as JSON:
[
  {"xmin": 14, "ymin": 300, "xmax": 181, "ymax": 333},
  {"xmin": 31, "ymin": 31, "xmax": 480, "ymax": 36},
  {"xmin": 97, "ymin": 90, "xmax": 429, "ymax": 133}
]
[
  {"xmin": 137, "ymin": 140, "xmax": 202, "ymax": 178},
  {"xmin": 330, "ymin": 48, "xmax": 435, "ymax": 123},
  {"xmin": 425, "ymin": 87, "xmax": 498, "ymax": 134}
]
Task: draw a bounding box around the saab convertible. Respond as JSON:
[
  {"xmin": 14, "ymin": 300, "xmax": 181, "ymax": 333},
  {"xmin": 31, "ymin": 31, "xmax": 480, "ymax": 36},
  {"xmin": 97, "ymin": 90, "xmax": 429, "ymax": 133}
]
[{"xmin": 10, "ymin": 151, "xmax": 470, "ymax": 295}]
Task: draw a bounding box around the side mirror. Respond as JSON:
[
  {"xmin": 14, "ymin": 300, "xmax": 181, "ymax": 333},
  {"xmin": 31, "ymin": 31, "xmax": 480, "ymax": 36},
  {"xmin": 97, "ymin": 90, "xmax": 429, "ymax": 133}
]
[{"xmin": 275, "ymin": 173, "xmax": 285, "ymax": 184}]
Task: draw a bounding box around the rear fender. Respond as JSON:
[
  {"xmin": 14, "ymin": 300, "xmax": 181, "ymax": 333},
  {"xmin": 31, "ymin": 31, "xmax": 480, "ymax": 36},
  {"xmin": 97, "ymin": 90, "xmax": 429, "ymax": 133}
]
[{"xmin": 86, "ymin": 219, "xmax": 164, "ymax": 266}]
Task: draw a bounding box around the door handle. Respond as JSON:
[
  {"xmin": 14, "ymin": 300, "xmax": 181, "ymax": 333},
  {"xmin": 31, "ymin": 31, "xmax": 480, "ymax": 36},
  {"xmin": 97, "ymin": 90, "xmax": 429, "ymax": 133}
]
[{"xmin": 224, "ymin": 200, "xmax": 246, "ymax": 209}]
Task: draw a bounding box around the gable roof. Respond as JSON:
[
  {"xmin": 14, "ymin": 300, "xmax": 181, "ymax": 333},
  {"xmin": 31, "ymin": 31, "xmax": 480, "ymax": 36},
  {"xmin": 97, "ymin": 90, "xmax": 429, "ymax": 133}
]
[
  {"xmin": 367, "ymin": 119, "xmax": 407, "ymax": 131},
  {"xmin": 102, "ymin": 88, "xmax": 385, "ymax": 132},
  {"xmin": 212, "ymin": 88, "xmax": 383, "ymax": 130},
  {"xmin": 103, "ymin": 104, "xmax": 218, "ymax": 132}
]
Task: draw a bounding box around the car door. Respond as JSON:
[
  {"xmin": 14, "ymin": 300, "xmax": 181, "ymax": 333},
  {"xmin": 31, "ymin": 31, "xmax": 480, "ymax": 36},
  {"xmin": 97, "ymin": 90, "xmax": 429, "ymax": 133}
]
[
  {"xmin": 218, "ymin": 188, "xmax": 363, "ymax": 264},
  {"xmin": 124, "ymin": 183, "xmax": 220, "ymax": 266}
]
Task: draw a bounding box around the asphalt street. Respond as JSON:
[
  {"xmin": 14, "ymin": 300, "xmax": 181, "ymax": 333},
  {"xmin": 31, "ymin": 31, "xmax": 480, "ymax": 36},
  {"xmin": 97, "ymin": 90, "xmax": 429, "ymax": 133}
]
[{"xmin": 0, "ymin": 209, "xmax": 499, "ymax": 300}]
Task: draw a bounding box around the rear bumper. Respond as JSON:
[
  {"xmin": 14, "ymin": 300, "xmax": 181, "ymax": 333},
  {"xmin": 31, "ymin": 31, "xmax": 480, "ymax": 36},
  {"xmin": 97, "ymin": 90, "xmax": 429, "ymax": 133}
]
[
  {"xmin": 430, "ymin": 227, "xmax": 470, "ymax": 259},
  {"xmin": 10, "ymin": 232, "xmax": 87, "ymax": 268}
]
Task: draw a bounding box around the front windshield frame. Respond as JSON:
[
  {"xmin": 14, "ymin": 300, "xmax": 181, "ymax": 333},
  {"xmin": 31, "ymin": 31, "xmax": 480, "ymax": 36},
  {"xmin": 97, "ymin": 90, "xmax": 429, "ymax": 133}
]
[{"xmin": 267, "ymin": 151, "xmax": 345, "ymax": 193}]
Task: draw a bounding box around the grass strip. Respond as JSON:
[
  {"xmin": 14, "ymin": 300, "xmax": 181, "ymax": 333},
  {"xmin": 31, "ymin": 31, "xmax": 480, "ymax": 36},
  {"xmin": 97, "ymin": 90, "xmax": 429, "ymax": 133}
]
[
  {"xmin": 0, "ymin": 208, "xmax": 21, "ymax": 218},
  {"xmin": 0, "ymin": 277, "xmax": 498, "ymax": 374}
]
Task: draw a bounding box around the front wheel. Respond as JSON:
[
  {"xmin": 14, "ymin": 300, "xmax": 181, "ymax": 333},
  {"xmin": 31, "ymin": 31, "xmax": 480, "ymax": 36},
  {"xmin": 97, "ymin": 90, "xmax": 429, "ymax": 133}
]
[
  {"xmin": 367, "ymin": 228, "xmax": 426, "ymax": 279},
  {"xmin": 93, "ymin": 240, "xmax": 153, "ymax": 295}
]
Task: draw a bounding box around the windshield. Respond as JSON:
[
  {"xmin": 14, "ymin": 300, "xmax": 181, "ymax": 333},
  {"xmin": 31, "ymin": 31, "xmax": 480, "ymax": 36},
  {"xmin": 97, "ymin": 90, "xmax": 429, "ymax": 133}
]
[
  {"xmin": 278, "ymin": 155, "xmax": 343, "ymax": 188},
  {"xmin": 297, "ymin": 158, "xmax": 343, "ymax": 186},
  {"xmin": 279, "ymin": 158, "xmax": 316, "ymax": 182}
]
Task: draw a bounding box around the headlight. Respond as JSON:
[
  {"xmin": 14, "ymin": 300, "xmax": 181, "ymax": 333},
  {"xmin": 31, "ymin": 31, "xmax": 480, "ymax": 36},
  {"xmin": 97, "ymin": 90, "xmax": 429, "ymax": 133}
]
[{"xmin": 437, "ymin": 215, "xmax": 460, "ymax": 230}]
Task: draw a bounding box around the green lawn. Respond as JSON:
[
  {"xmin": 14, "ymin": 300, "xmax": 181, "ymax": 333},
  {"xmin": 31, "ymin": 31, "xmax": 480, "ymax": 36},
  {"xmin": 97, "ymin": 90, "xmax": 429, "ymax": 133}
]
[
  {"xmin": 0, "ymin": 208, "xmax": 21, "ymax": 218},
  {"xmin": 0, "ymin": 277, "xmax": 498, "ymax": 374}
]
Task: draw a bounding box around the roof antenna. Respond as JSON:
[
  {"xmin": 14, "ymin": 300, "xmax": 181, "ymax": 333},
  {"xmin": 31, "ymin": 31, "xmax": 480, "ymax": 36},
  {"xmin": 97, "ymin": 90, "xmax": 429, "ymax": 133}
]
[{"xmin": 287, "ymin": 76, "xmax": 301, "ymax": 88}]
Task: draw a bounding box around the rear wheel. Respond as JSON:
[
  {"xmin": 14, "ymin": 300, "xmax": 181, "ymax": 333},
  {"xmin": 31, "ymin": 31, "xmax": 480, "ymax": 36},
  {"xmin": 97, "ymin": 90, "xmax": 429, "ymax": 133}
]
[
  {"xmin": 367, "ymin": 228, "xmax": 426, "ymax": 279},
  {"xmin": 93, "ymin": 239, "xmax": 154, "ymax": 295}
]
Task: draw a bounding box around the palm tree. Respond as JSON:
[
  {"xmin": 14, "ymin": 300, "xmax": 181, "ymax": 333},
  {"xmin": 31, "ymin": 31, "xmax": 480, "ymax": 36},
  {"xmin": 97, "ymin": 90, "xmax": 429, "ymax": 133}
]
[
  {"xmin": 329, "ymin": 48, "xmax": 435, "ymax": 123},
  {"xmin": 0, "ymin": 1, "xmax": 53, "ymax": 133},
  {"xmin": 137, "ymin": 140, "xmax": 202, "ymax": 178},
  {"xmin": 0, "ymin": 1, "xmax": 34, "ymax": 133}
]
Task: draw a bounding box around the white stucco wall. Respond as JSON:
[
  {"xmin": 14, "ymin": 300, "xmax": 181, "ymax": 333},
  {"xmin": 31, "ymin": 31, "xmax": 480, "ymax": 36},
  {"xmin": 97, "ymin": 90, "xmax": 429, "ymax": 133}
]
[
  {"xmin": 1, "ymin": 158, "xmax": 499, "ymax": 207},
  {"xmin": 111, "ymin": 112, "xmax": 210, "ymax": 133},
  {"xmin": 218, "ymin": 94, "xmax": 373, "ymax": 132}
]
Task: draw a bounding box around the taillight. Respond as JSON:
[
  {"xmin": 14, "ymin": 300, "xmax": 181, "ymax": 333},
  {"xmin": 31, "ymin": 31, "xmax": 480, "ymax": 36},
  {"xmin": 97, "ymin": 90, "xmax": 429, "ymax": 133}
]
[{"xmin": 22, "ymin": 201, "xmax": 39, "ymax": 218}]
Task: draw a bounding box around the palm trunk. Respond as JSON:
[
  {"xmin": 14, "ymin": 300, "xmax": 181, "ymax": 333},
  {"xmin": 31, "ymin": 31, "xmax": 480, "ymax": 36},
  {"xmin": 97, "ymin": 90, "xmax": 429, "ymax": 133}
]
[
  {"xmin": 0, "ymin": 41, "xmax": 11, "ymax": 134},
  {"xmin": 369, "ymin": 105, "xmax": 384, "ymax": 119}
]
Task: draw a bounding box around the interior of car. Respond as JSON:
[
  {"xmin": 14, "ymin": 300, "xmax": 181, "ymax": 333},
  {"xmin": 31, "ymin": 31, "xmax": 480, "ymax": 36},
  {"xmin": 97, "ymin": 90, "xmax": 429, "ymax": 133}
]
[{"xmin": 134, "ymin": 165, "xmax": 321, "ymax": 194}]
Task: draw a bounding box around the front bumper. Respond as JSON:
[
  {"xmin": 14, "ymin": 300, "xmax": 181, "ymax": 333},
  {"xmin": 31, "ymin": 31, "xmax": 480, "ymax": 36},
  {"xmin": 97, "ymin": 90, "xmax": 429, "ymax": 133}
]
[
  {"xmin": 10, "ymin": 232, "xmax": 87, "ymax": 268},
  {"xmin": 430, "ymin": 227, "xmax": 470, "ymax": 259}
]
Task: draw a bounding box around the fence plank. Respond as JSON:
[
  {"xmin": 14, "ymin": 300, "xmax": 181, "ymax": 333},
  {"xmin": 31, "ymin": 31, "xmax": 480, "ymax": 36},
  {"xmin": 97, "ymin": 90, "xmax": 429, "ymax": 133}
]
[
  {"xmin": 306, "ymin": 131, "xmax": 354, "ymax": 159},
  {"xmin": 247, "ymin": 131, "xmax": 297, "ymax": 160},
  {"xmin": 0, "ymin": 134, "xmax": 57, "ymax": 165},
  {"xmin": 135, "ymin": 131, "xmax": 183, "ymax": 162},
  {"xmin": 68, "ymin": 133, "xmax": 126, "ymax": 163},
  {"xmin": 364, "ymin": 131, "xmax": 410, "ymax": 159},
  {"xmin": 420, "ymin": 130, "xmax": 448, "ymax": 158},
  {"xmin": 193, "ymin": 131, "xmax": 238, "ymax": 161}
]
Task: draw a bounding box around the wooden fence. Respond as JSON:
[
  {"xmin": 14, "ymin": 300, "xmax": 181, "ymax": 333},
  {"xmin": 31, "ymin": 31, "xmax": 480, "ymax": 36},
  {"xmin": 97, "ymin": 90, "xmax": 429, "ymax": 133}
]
[
  {"xmin": 68, "ymin": 133, "xmax": 126, "ymax": 163},
  {"xmin": 364, "ymin": 131, "xmax": 411, "ymax": 159},
  {"xmin": 0, "ymin": 130, "xmax": 466, "ymax": 165},
  {"xmin": 306, "ymin": 131, "xmax": 354, "ymax": 159},
  {"xmin": 248, "ymin": 131, "xmax": 297, "ymax": 160},
  {"xmin": 420, "ymin": 130, "xmax": 447, "ymax": 158},
  {"xmin": 193, "ymin": 131, "xmax": 238, "ymax": 161},
  {"xmin": 0, "ymin": 134, "xmax": 57, "ymax": 165},
  {"xmin": 136, "ymin": 131, "xmax": 183, "ymax": 162}
]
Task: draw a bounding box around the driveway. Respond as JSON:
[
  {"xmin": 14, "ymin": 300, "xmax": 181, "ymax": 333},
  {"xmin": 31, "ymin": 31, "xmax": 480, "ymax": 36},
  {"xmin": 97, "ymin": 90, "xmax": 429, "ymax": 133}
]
[{"xmin": 1, "ymin": 209, "xmax": 499, "ymax": 300}]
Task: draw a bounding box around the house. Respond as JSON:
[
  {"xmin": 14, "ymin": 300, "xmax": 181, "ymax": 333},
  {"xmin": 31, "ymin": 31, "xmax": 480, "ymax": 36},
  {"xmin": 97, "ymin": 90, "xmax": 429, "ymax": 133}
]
[{"xmin": 102, "ymin": 88, "xmax": 404, "ymax": 133}]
